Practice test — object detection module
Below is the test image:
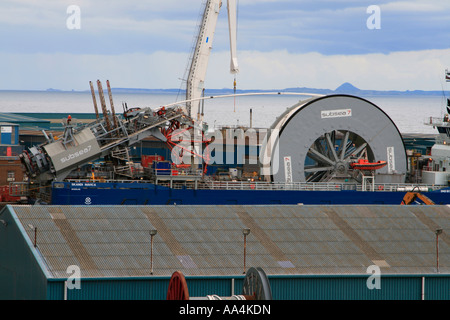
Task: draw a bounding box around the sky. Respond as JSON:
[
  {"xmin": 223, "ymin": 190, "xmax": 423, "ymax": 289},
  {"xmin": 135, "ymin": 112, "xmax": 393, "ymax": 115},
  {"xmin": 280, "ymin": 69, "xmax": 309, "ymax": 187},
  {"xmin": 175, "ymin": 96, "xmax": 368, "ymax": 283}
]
[{"xmin": 0, "ymin": 0, "xmax": 450, "ymax": 91}]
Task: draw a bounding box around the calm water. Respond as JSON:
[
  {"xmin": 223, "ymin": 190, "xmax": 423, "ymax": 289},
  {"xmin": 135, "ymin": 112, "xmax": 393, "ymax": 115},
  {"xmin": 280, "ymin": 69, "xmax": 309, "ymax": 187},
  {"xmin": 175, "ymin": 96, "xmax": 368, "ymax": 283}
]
[{"xmin": 0, "ymin": 90, "xmax": 447, "ymax": 134}]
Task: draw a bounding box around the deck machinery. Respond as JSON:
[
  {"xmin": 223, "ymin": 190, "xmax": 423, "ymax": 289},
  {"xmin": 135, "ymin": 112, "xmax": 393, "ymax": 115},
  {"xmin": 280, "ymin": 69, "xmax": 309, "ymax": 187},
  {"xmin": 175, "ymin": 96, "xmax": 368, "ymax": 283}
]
[
  {"xmin": 19, "ymin": 80, "xmax": 195, "ymax": 202},
  {"xmin": 17, "ymin": 0, "xmax": 242, "ymax": 202},
  {"xmin": 261, "ymin": 94, "xmax": 408, "ymax": 185}
]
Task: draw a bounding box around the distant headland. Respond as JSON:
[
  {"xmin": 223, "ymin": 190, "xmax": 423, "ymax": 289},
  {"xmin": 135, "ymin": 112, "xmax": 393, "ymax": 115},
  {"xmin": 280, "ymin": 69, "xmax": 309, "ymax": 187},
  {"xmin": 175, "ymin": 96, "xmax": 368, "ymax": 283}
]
[{"xmin": 41, "ymin": 82, "xmax": 445, "ymax": 96}]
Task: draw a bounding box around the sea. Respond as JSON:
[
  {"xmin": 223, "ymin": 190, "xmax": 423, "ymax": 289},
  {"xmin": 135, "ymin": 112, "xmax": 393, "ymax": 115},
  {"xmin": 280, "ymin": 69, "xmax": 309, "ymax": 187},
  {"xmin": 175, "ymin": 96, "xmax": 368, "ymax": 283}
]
[{"xmin": 0, "ymin": 90, "xmax": 448, "ymax": 134}]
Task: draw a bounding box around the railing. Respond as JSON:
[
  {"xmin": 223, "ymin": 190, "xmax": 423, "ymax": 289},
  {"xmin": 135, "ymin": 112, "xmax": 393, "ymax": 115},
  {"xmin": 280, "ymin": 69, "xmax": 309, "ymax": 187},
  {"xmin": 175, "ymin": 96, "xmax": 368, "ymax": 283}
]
[
  {"xmin": 196, "ymin": 181, "xmax": 444, "ymax": 192},
  {"xmin": 8, "ymin": 182, "xmax": 29, "ymax": 197},
  {"xmin": 61, "ymin": 179, "xmax": 446, "ymax": 192},
  {"xmin": 424, "ymin": 117, "xmax": 450, "ymax": 127},
  {"xmin": 150, "ymin": 168, "xmax": 204, "ymax": 177}
]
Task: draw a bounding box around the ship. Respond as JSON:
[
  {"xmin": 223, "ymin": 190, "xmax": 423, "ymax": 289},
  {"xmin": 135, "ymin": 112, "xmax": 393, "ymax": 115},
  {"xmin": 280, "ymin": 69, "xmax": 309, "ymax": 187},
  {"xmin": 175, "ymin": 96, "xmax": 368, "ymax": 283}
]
[
  {"xmin": 47, "ymin": 179, "xmax": 449, "ymax": 206},
  {"xmin": 15, "ymin": 90, "xmax": 450, "ymax": 206},
  {"xmin": 11, "ymin": 1, "xmax": 450, "ymax": 206}
]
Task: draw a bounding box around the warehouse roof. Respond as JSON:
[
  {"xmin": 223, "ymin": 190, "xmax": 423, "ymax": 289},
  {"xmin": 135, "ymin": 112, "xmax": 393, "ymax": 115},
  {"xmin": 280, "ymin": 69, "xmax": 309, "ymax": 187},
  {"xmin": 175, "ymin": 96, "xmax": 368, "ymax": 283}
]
[{"xmin": 2, "ymin": 204, "xmax": 449, "ymax": 278}]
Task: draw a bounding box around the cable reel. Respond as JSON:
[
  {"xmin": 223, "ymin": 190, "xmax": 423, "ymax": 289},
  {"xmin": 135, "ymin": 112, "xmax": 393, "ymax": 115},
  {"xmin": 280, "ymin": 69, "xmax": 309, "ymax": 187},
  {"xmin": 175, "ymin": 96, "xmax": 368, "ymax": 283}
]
[
  {"xmin": 166, "ymin": 267, "xmax": 272, "ymax": 300},
  {"xmin": 261, "ymin": 94, "xmax": 407, "ymax": 184}
]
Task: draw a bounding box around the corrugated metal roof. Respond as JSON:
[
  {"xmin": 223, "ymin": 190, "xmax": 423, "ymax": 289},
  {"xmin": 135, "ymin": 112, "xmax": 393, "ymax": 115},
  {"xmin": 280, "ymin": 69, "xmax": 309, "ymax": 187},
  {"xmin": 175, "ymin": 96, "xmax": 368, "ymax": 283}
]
[{"xmin": 8, "ymin": 204, "xmax": 450, "ymax": 278}]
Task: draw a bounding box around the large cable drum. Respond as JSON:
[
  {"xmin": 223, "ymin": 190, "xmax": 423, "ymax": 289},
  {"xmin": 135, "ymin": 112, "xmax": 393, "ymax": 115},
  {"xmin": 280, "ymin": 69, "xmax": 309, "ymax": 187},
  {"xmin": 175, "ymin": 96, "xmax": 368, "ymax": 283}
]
[{"xmin": 260, "ymin": 94, "xmax": 407, "ymax": 184}]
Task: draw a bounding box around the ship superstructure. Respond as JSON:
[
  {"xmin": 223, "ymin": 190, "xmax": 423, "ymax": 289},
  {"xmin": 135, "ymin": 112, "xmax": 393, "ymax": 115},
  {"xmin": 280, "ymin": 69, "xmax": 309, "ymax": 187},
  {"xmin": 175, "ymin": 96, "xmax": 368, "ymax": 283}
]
[{"xmin": 421, "ymin": 69, "xmax": 450, "ymax": 185}]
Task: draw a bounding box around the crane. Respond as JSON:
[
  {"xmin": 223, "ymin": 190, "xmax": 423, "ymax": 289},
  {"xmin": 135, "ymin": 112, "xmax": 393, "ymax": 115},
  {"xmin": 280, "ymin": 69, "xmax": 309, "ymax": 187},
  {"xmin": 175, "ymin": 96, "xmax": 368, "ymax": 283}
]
[
  {"xmin": 186, "ymin": 0, "xmax": 239, "ymax": 121},
  {"xmin": 401, "ymin": 192, "xmax": 435, "ymax": 205},
  {"xmin": 18, "ymin": 1, "xmax": 241, "ymax": 200},
  {"xmin": 19, "ymin": 80, "xmax": 194, "ymax": 186}
]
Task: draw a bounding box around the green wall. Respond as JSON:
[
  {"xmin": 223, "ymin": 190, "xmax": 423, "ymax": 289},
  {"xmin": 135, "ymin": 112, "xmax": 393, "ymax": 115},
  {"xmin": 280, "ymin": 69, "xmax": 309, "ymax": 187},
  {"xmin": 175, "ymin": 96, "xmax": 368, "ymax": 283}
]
[
  {"xmin": 0, "ymin": 206, "xmax": 49, "ymax": 299},
  {"xmin": 43, "ymin": 274, "xmax": 449, "ymax": 300}
]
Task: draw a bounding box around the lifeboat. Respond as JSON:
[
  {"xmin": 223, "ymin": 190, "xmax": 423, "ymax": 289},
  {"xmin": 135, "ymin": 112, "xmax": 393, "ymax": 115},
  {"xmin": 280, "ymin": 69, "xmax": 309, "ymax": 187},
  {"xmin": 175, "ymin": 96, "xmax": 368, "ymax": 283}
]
[
  {"xmin": 350, "ymin": 159, "xmax": 387, "ymax": 171},
  {"xmin": 174, "ymin": 164, "xmax": 191, "ymax": 169}
]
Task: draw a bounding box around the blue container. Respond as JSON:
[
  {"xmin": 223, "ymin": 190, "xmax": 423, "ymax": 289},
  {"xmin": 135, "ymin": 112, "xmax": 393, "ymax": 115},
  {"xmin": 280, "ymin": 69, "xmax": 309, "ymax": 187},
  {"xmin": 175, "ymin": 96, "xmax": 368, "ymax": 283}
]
[
  {"xmin": 152, "ymin": 161, "xmax": 172, "ymax": 175},
  {"xmin": 0, "ymin": 123, "xmax": 19, "ymax": 145}
]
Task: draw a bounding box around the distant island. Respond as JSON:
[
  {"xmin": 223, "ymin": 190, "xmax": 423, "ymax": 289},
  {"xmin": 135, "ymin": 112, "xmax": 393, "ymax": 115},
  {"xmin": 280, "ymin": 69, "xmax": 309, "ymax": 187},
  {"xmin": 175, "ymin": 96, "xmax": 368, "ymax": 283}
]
[{"xmin": 42, "ymin": 82, "xmax": 445, "ymax": 96}]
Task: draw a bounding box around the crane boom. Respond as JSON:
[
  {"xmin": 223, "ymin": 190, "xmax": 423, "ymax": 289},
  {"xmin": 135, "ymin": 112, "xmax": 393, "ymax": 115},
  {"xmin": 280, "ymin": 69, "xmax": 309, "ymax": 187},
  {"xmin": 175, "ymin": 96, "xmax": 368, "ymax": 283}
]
[
  {"xmin": 186, "ymin": 0, "xmax": 239, "ymax": 120},
  {"xmin": 227, "ymin": 0, "xmax": 239, "ymax": 75}
]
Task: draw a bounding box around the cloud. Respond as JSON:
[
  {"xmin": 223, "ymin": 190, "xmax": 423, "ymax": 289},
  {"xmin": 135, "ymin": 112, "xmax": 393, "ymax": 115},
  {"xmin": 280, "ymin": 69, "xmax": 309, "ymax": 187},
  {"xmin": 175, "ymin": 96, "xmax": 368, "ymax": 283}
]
[
  {"xmin": 382, "ymin": 0, "xmax": 450, "ymax": 12},
  {"xmin": 1, "ymin": 0, "xmax": 449, "ymax": 56},
  {"xmin": 212, "ymin": 0, "xmax": 450, "ymax": 55},
  {"xmin": 0, "ymin": 1, "xmax": 449, "ymax": 91}
]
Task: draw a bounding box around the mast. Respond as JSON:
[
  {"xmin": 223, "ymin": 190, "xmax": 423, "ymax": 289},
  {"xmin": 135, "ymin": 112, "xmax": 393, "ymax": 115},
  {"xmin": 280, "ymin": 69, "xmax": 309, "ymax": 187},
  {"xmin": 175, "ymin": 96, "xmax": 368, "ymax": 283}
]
[{"xmin": 446, "ymin": 69, "xmax": 450, "ymax": 114}]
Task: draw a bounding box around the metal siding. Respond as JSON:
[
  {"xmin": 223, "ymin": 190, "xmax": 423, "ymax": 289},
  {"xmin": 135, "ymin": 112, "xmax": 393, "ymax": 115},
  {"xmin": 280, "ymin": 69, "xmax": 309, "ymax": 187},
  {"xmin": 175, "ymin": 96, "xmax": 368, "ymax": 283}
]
[
  {"xmin": 47, "ymin": 278, "xmax": 170, "ymax": 300},
  {"xmin": 186, "ymin": 278, "xmax": 234, "ymax": 298},
  {"xmin": 46, "ymin": 281, "xmax": 64, "ymax": 300},
  {"xmin": 14, "ymin": 125, "xmax": 19, "ymax": 144},
  {"xmin": 269, "ymin": 275, "xmax": 425, "ymax": 300},
  {"xmin": 230, "ymin": 278, "xmax": 244, "ymax": 296},
  {"xmin": 425, "ymin": 276, "xmax": 450, "ymax": 300},
  {"xmin": 43, "ymin": 275, "xmax": 450, "ymax": 300},
  {"xmin": 0, "ymin": 206, "xmax": 49, "ymax": 299}
]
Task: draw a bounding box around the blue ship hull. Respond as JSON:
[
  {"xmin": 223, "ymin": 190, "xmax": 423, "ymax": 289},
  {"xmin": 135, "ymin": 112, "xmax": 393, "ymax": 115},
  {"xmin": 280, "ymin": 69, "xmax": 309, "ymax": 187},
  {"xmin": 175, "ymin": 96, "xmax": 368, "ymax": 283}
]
[{"xmin": 50, "ymin": 181, "xmax": 450, "ymax": 205}]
